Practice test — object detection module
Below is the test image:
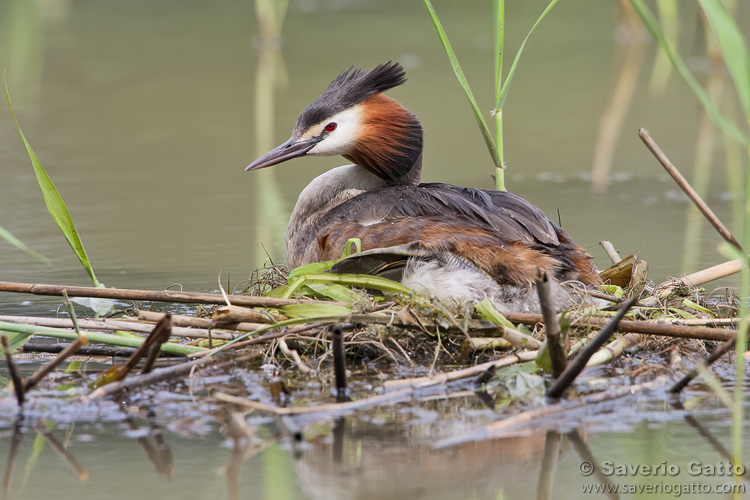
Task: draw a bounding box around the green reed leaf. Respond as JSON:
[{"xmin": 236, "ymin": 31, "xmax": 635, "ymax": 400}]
[
  {"xmin": 629, "ymin": 0, "xmax": 749, "ymax": 146},
  {"xmin": 0, "ymin": 225, "xmax": 50, "ymax": 263},
  {"xmin": 5, "ymin": 82, "xmax": 100, "ymax": 286},
  {"xmin": 423, "ymin": 0, "xmax": 501, "ymax": 167}
]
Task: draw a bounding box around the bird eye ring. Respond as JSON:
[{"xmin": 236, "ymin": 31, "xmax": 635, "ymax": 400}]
[{"xmin": 324, "ymin": 122, "xmax": 337, "ymax": 132}]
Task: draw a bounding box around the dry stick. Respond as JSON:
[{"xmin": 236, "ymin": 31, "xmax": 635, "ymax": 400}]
[
  {"xmin": 137, "ymin": 309, "xmax": 266, "ymax": 333},
  {"xmin": 585, "ymin": 333, "xmax": 644, "ymax": 368},
  {"xmin": 546, "ymin": 297, "xmax": 637, "ymax": 400},
  {"xmin": 278, "ymin": 339, "xmax": 313, "ymax": 374},
  {"xmin": 681, "ymin": 259, "xmax": 744, "ymax": 287},
  {"xmin": 1, "ymin": 336, "xmax": 25, "ymax": 406},
  {"xmin": 190, "ymin": 322, "xmax": 334, "ymax": 357},
  {"xmin": 501, "ymin": 311, "xmax": 735, "ymax": 342},
  {"xmin": 141, "ymin": 314, "xmax": 173, "ymax": 374},
  {"xmin": 23, "ymin": 337, "xmax": 87, "ymax": 392},
  {"xmin": 434, "ymin": 376, "xmax": 668, "ymax": 448},
  {"xmin": 383, "ymin": 350, "xmax": 539, "ymax": 389},
  {"xmin": 639, "ymin": 128, "xmax": 742, "ymax": 250},
  {"xmin": 599, "ymin": 240, "xmax": 622, "ymax": 265},
  {"xmin": 86, "ymin": 350, "xmax": 263, "ymax": 400},
  {"xmin": 669, "ymin": 336, "xmax": 738, "ymax": 394},
  {"xmin": 0, "ymin": 315, "xmax": 239, "ymax": 340},
  {"xmin": 116, "ymin": 314, "xmax": 174, "ymax": 380},
  {"xmin": 21, "ymin": 343, "xmax": 150, "ymax": 358},
  {"xmin": 535, "ymin": 268, "xmax": 567, "ymax": 377},
  {"xmin": 331, "ymin": 326, "xmax": 348, "ymax": 401},
  {"xmin": 0, "ymin": 280, "xmax": 347, "ymax": 308},
  {"xmin": 35, "ymin": 423, "xmax": 89, "ymax": 481}
]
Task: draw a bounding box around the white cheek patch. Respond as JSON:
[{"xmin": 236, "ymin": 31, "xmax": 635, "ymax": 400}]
[{"xmin": 305, "ymin": 106, "xmax": 363, "ymax": 156}]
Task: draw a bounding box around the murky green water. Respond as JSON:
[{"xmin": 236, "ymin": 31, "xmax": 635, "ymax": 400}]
[{"xmin": 1, "ymin": 0, "xmax": 748, "ymax": 498}]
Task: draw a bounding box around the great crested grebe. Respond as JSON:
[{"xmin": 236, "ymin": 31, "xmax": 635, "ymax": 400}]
[{"xmin": 246, "ymin": 62, "xmax": 601, "ymax": 311}]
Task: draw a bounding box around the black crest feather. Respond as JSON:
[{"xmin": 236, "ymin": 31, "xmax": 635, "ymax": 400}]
[{"xmin": 296, "ymin": 61, "xmax": 407, "ymax": 132}]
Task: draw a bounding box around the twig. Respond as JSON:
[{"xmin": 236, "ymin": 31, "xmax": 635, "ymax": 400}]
[
  {"xmin": 23, "ymin": 337, "xmax": 87, "ymax": 392},
  {"xmin": 141, "ymin": 314, "xmax": 173, "ymax": 374},
  {"xmin": 138, "ymin": 310, "xmax": 266, "ymax": 333},
  {"xmin": 500, "ymin": 311, "xmax": 735, "ymax": 342},
  {"xmin": 639, "ymin": 128, "xmax": 741, "ymax": 250},
  {"xmin": 20, "ymin": 343, "xmax": 182, "ymax": 358},
  {"xmin": 86, "ymin": 351, "xmax": 263, "ymax": 400},
  {"xmin": 669, "ymin": 336, "xmax": 737, "ymax": 394},
  {"xmin": 681, "ymin": 259, "xmax": 744, "ymax": 287},
  {"xmin": 0, "ymin": 280, "xmax": 348, "ymax": 308},
  {"xmin": 278, "ymin": 339, "xmax": 313, "ymax": 374},
  {"xmin": 535, "ymin": 268, "xmax": 566, "ymax": 377},
  {"xmin": 1, "ymin": 336, "xmax": 25, "ymax": 406},
  {"xmin": 212, "ymin": 305, "xmax": 287, "ymax": 324},
  {"xmin": 433, "ymin": 376, "xmax": 668, "ymax": 447},
  {"xmin": 546, "ymin": 297, "xmax": 637, "ymax": 399},
  {"xmin": 585, "ymin": 333, "xmax": 644, "ymax": 368},
  {"xmin": 383, "ymin": 350, "xmax": 538, "ymax": 389},
  {"xmin": 190, "ymin": 322, "xmax": 332, "ymax": 357},
  {"xmin": 599, "ymin": 240, "xmax": 622, "ymax": 265},
  {"xmin": 0, "ymin": 315, "xmax": 239, "ymax": 340},
  {"xmin": 331, "ymin": 326, "xmax": 348, "ymax": 401}
]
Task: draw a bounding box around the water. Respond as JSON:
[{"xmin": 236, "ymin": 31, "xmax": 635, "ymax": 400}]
[{"xmin": 0, "ymin": 0, "xmax": 747, "ymax": 498}]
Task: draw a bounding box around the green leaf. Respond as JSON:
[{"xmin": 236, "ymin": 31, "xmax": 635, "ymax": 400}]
[
  {"xmin": 681, "ymin": 299, "xmax": 715, "ymax": 316},
  {"xmin": 0, "ymin": 225, "xmax": 51, "ymax": 263},
  {"xmin": 535, "ymin": 339, "xmax": 551, "ymax": 374},
  {"xmin": 340, "ymin": 238, "xmax": 362, "ymax": 258},
  {"xmin": 284, "ymin": 273, "xmax": 410, "ymax": 299},
  {"xmin": 0, "ymin": 321, "xmax": 205, "ymax": 355},
  {"xmin": 0, "ymin": 330, "xmax": 32, "ymax": 352},
  {"xmin": 495, "ymin": 0, "xmax": 560, "ymax": 111},
  {"xmin": 600, "ymin": 284, "xmax": 625, "ymax": 298},
  {"xmin": 302, "ymin": 283, "xmax": 358, "ymax": 302},
  {"xmin": 5, "ymin": 82, "xmax": 101, "ymax": 286},
  {"xmin": 288, "ymin": 259, "xmax": 339, "ymax": 279},
  {"xmin": 629, "ymin": 0, "xmax": 749, "ymax": 146},
  {"xmin": 423, "ymin": 0, "xmax": 501, "ymax": 167},
  {"xmin": 281, "ymin": 303, "xmax": 352, "ymax": 319},
  {"xmin": 475, "ymin": 298, "xmax": 515, "ymax": 329},
  {"xmin": 699, "ymin": 0, "xmax": 750, "ymax": 121}
]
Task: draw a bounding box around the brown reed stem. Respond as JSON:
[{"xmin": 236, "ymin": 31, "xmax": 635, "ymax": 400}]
[
  {"xmin": 639, "ymin": 128, "xmax": 742, "ymax": 250},
  {"xmin": 535, "ymin": 268, "xmax": 567, "ymax": 378},
  {"xmin": 546, "ymin": 297, "xmax": 637, "ymax": 399},
  {"xmin": 23, "ymin": 337, "xmax": 86, "ymax": 392}
]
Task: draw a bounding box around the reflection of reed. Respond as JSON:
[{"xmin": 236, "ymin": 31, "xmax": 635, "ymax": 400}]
[
  {"xmin": 591, "ymin": 1, "xmax": 647, "ymax": 194},
  {"xmin": 647, "ymin": 0, "xmax": 678, "ymax": 95},
  {"xmin": 535, "ymin": 431, "xmax": 560, "ymax": 500},
  {"xmin": 1, "ymin": 416, "xmax": 23, "ymax": 498},
  {"xmin": 251, "ymin": 0, "xmax": 290, "ymax": 268}
]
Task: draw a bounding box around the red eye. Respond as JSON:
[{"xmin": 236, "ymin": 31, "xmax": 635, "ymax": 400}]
[{"xmin": 324, "ymin": 122, "xmax": 337, "ymax": 132}]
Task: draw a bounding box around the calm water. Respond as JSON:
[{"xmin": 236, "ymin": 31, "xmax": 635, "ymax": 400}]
[{"xmin": 0, "ymin": 0, "xmax": 748, "ymax": 499}]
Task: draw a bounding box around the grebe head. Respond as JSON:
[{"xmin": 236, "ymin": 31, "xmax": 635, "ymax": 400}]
[{"xmin": 246, "ymin": 62, "xmax": 423, "ymax": 185}]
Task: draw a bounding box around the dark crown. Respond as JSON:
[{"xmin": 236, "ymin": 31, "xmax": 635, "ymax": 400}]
[{"xmin": 295, "ymin": 62, "xmax": 407, "ymax": 132}]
